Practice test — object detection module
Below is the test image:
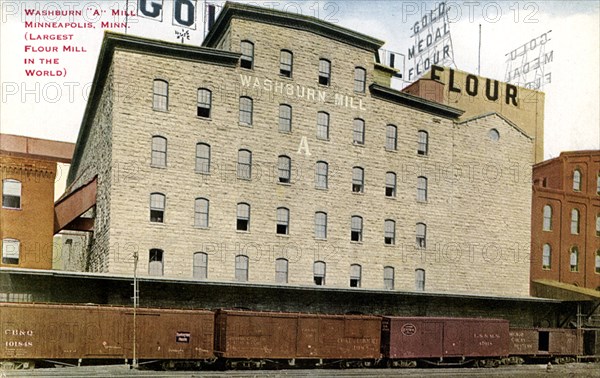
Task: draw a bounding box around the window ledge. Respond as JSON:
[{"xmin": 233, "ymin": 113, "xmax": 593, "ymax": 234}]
[
  {"xmin": 236, "ymin": 230, "xmax": 251, "ymax": 234},
  {"xmin": 384, "ymin": 148, "xmax": 398, "ymax": 153},
  {"xmin": 238, "ymin": 122, "xmax": 253, "ymax": 128},
  {"xmin": 384, "ymin": 243, "xmax": 396, "ymax": 247},
  {"xmin": 237, "ymin": 177, "xmax": 252, "ymax": 181},
  {"xmin": 276, "ymin": 234, "xmax": 290, "ymax": 238},
  {"xmin": 277, "ymin": 182, "xmax": 292, "ymax": 186},
  {"xmin": 315, "ymin": 187, "xmax": 329, "ymax": 191},
  {"xmin": 193, "ymin": 226, "xmax": 210, "ymax": 230},
  {"xmin": 417, "ymin": 200, "xmax": 428, "ymax": 204},
  {"xmin": 350, "ymin": 241, "xmax": 364, "ymax": 245},
  {"xmin": 417, "ymin": 153, "xmax": 429, "ymax": 158},
  {"xmin": 352, "ymin": 142, "xmax": 366, "ymax": 147},
  {"xmin": 150, "ymin": 165, "xmax": 167, "ymax": 169},
  {"xmin": 1, "ymin": 207, "xmax": 22, "ymax": 211},
  {"xmin": 152, "ymin": 108, "xmax": 169, "ymax": 113},
  {"xmin": 385, "ymin": 196, "xmax": 396, "ymax": 200},
  {"xmin": 279, "ymin": 130, "xmax": 293, "ymax": 135},
  {"xmin": 317, "ymin": 138, "xmax": 331, "ymax": 142},
  {"xmin": 196, "ymin": 116, "xmax": 212, "ymax": 121},
  {"xmin": 352, "ymin": 191, "xmax": 365, "ymax": 195},
  {"xmin": 279, "ymin": 74, "xmax": 293, "ymax": 80},
  {"xmin": 195, "ymin": 171, "xmax": 211, "ymax": 175},
  {"xmin": 314, "ymin": 237, "xmax": 327, "ymax": 242},
  {"xmin": 149, "ymin": 222, "xmax": 166, "ymax": 226}
]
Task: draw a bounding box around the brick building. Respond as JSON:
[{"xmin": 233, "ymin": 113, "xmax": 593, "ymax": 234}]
[
  {"xmin": 0, "ymin": 134, "xmax": 74, "ymax": 271},
  {"xmin": 66, "ymin": 2, "xmax": 535, "ymax": 296},
  {"xmin": 530, "ymin": 150, "xmax": 600, "ymax": 291}
]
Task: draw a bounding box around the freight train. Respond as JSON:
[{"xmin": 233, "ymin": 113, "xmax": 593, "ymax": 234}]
[{"xmin": 0, "ymin": 303, "xmax": 583, "ymax": 370}]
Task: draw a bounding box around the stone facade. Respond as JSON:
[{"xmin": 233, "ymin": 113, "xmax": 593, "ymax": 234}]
[{"xmin": 68, "ymin": 3, "xmax": 534, "ymax": 296}]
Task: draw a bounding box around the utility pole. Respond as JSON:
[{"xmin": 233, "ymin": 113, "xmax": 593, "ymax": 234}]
[
  {"xmin": 132, "ymin": 250, "xmax": 139, "ymax": 369},
  {"xmin": 478, "ymin": 24, "xmax": 481, "ymax": 75}
]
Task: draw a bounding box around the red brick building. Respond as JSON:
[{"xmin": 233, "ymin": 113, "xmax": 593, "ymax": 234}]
[{"xmin": 531, "ymin": 150, "xmax": 600, "ymax": 291}]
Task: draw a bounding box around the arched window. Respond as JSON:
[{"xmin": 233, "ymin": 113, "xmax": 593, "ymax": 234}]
[
  {"xmin": 193, "ymin": 252, "xmax": 208, "ymax": 279},
  {"xmin": 386, "ymin": 172, "xmax": 396, "ymax": 198},
  {"xmin": 279, "ymin": 104, "xmax": 292, "ymax": 133},
  {"xmin": 417, "ymin": 176, "xmax": 428, "ymax": 202},
  {"xmin": 151, "ymin": 136, "xmax": 167, "ymax": 167},
  {"xmin": 318, "ymin": 59, "xmax": 331, "ymax": 86},
  {"xmin": 149, "ymin": 249, "xmax": 164, "ymax": 276},
  {"xmin": 543, "ymin": 205, "xmax": 552, "ymax": 231},
  {"xmin": 152, "ymin": 79, "xmax": 168, "ymax": 111},
  {"xmin": 354, "ymin": 67, "xmax": 366, "ymax": 93},
  {"xmin": 416, "ymin": 222, "xmax": 427, "ymax": 248},
  {"xmin": 1, "ymin": 239, "xmax": 20, "ymax": 265},
  {"xmin": 384, "ymin": 266, "xmax": 394, "ymax": 290},
  {"xmin": 276, "ymin": 207, "xmax": 290, "ymax": 235},
  {"xmin": 280, "ymin": 50, "xmax": 293, "ymax": 77},
  {"xmin": 570, "ymin": 247, "xmax": 579, "ymax": 272},
  {"xmin": 237, "ymin": 149, "xmax": 252, "ymax": 179},
  {"xmin": 236, "ymin": 203, "xmax": 250, "ymax": 231},
  {"xmin": 315, "ymin": 212, "xmax": 327, "ymax": 239},
  {"xmin": 150, "ymin": 193, "xmax": 165, "ymax": 223},
  {"xmin": 415, "ymin": 268, "xmax": 425, "ymax": 291},
  {"xmin": 235, "ymin": 255, "xmax": 249, "ymax": 281},
  {"xmin": 386, "ymin": 124, "xmax": 397, "ymax": 150},
  {"xmin": 417, "ymin": 130, "xmax": 429, "ymax": 155},
  {"xmin": 571, "ymin": 208, "xmax": 580, "ymax": 234},
  {"xmin": 316, "ymin": 161, "xmax": 328, "ymax": 189},
  {"xmin": 352, "ymin": 167, "xmax": 364, "ymax": 193},
  {"xmin": 197, "ymin": 88, "xmax": 211, "ymax": 118},
  {"xmin": 573, "ymin": 169, "xmax": 582, "ymax": 191},
  {"xmin": 2, "ymin": 179, "xmax": 21, "ymax": 209},
  {"xmin": 316, "ymin": 111, "xmax": 329, "ymax": 140},
  {"xmin": 278, "ymin": 155, "xmax": 291, "ymax": 184},
  {"xmin": 195, "ymin": 143, "xmax": 210, "ymax": 174},
  {"xmin": 353, "ymin": 118, "xmax": 365, "ymax": 145},
  {"xmin": 240, "ymin": 41, "xmax": 254, "ymax": 69},
  {"xmin": 542, "ymin": 244, "xmax": 551, "ymax": 270},
  {"xmin": 384, "ymin": 219, "xmax": 395, "ymax": 245},
  {"xmin": 350, "ymin": 264, "xmax": 362, "ymax": 287},
  {"xmin": 351, "ymin": 216, "xmax": 363, "ymax": 242},
  {"xmin": 275, "ymin": 258, "xmax": 288, "ymax": 283},
  {"xmin": 194, "ymin": 198, "xmax": 209, "ymax": 228},
  {"xmin": 314, "ymin": 261, "xmax": 326, "ymax": 285},
  {"xmin": 239, "ymin": 96, "xmax": 253, "ymax": 125}
]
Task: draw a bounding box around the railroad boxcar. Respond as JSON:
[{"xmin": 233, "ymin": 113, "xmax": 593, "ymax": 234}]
[
  {"xmin": 509, "ymin": 328, "xmax": 582, "ymax": 363},
  {"xmin": 214, "ymin": 309, "xmax": 381, "ymax": 368},
  {"xmin": 0, "ymin": 303, "xmax": 215, "ymax": 370},
  {"xmin": 381, "ymin": 317, "xmax": 510, "ymax": 367}
]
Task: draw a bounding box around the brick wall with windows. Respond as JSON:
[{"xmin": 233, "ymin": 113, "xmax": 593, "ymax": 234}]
[
  {"xmin": 531, "ymin": 150, "xmax": 600, "ymax": 290},
  {"xmin": 66, "ymin": 3, "xmax": 535, "ymax": 296}
]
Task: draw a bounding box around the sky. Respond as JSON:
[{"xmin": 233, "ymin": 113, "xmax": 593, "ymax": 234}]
[{"xmin": 0, "ymin": 0, "xmax": 598, "ymax": 160}]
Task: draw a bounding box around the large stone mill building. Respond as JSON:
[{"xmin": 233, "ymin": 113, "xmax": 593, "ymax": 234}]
[{"xmin": 65, "ymin": 2, "xmax": 537, "ymax": 297}]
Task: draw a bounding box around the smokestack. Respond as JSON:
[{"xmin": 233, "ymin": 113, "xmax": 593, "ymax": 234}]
[{"xmin": 208, "ymin": 4, "xmax": 216, "ymax": 30}]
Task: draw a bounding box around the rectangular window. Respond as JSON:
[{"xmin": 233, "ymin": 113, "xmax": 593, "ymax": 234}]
[
  {"xmin": 317, "ymin": 112, "xmax": 329, "ymax": 140},
  {"xmin": 354, "ymin": 67, "xmax": 366, "ymax": 93},
  {"xmin": 197, "ymin": 88, "xmax": 211, "ymax": 118},
  {"xmin": 351, "ymin": 216, "xmax": 363, "ymax": 242},
  {"xmin": 314, "ymin": 262, "xmax": 326, "ymax": 285},
  {"xmin": 151, "ymin": 136, "xmax": 167, "ymax": 167},
  {"xmin": 352, "ymin": 167, "xmax": 364, "ymax": 193},
  {"xmin": 417, "ymin": 176, "xmax": 428, "ymax": 202},
  {"xmin": 237, "ymin": 203, "xmax": 250, "ymax": 231},
  {"xmin": 195, "ymin": 143, "xmax": 210, "ymax": 174},
  {"xmin": 416, "ymin": 223, "xmax": 427, "ymax": 248},
  {"xmin": 350, "ymin": 264, "xmax": 361, "ymax": 288},
  {"xmin": 280, "ymin": 50, "xmax": 293, "ymax": 77},
  {"xmin": 386, "ymin": 125, "xmax": 397, "ymax": 150},
  {"xmin": 384, "ymin": 220, "xmax": 395, "ymax": 245},
  {"xmin": 194, "ymin": 198, "xmax": 209, "ymax": 228},
  {"xmin": 149, "ymin": 249, "xmax": 164, "ymax": 276},
  {"xmin": 150, "ymin": 193, "xmax": 165, "ymax": 223},
  {"xmin": 237, "ymin": 150, "xmax": 252, "ymax": 180},
  {"xmin": 2, "ymin": 179, "xmax": 21, "ymax": 209},
  {"xmin": 239, "ymin": 97, "xmax": 253, "ymax": 126},
  {"xmin": 415, "ymin": 269, "xmax": 425, "ymax": 291},
  {"xmin": 279, "ymin": 105, "xmax": 292, "ymax": 133},
  {"xmin": 277, "ymin": 208, "xmax": 290, "ymax": 235},
  {"xmin": 319, "ymin": 59, "xmax": 331, "ymax": 86},
  {"xmin": 278, "ymin": 156, "xmax": 291, "ymax": 184},
  {"xmin": 2, "ymin": 239, "xmax": 20, "ymax": 265},
  {"xmin": 193, "ymin": 252, "xmax": 208, "ymax": 279},
  {"xmin": 384, "ymin": 267, "xmax": 394, "ymax": 290},
  {"xmin": 240, "ymin": 41, "xmax": 254, "ymax": 69},
  {"xmin": 275, "ymin": 259, "xmax": 288, "ymax": 283},
  {"xmin": 385, "ymin": 173, "xmax": 396, "ymax": 198},
  {"xmin": 417, "ymin": 130, "xmax": 429, "ymax": 155},
  {"xmin": 353, "ymin": 119, "xmax": 365, "ymax": 145},
  {"xmin": 153, "ymin": 79, "xmax": 168, "ymax": 111},
  {"xmin": 315, "ymin": 212, "xmax": 327, "ymax": 239},
  {"xmin": 316, "ymin": 162, "xmax": 328, "ymax": 189},
  {"xmin": 235, "ymin": 255, "xmax": 249, "ymax": 282}
]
